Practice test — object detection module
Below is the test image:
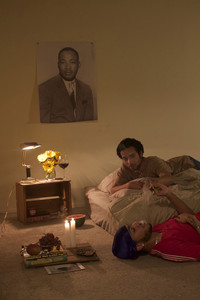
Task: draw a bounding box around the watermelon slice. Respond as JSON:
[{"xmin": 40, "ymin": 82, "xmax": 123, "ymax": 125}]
[{"xmin": 66, "ymin": 214, "xmax": 86, "ymax": 227}]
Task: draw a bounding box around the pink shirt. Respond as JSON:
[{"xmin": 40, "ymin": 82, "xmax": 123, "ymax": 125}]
[{"xmin": 150, "ymin": 212, "xmax": 200, "ymax": 262}]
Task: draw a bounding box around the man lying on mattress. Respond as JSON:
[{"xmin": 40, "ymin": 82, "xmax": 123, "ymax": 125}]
[
  {"xmin": 112, "ymin": 183, "xmax": 200, "ymax": 262},
  {"xmin": 110, "ymin": 137, "xmax": 200, "ymax": 195}
]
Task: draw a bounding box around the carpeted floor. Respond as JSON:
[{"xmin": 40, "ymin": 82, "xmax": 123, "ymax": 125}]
[{"xmin": 0, "ymin": 213, "xmax": 200, "ymax": 300}]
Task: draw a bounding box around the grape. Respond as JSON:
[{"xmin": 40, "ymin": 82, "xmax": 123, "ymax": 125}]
[{"xmin": 39, "ymin": 233, "xmax": 62, "ymax": 250}]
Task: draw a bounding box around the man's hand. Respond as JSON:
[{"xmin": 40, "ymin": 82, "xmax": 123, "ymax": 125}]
[
  {"xmin": 150, "ymin": 182, "xmax": 171, "ymax": 196},
  {"xmin": 110, "ymin": 179, "xmax": 144, "ymax": 194},
  {"xmin": 150, "ymin": 183, "xmax": 194, "ymax": 215},
  {"xmin": 175, "ymin": 213, "xmax": 193, "ymax": 224},
  {"xmin": 175, "ymin": 213, "xmax": 200, "ymax": 234},
  {"xmin": 127, "ymin": 180, "xmax": 144, "ymax": 190},
  {"xmin": 148, "ymin": 174, "xmax": 174, "ymax": 187}
]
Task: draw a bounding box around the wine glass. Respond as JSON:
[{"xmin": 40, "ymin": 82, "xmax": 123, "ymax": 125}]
[{"xmin": 58, "ymin": 154, "xmax": 69, "ymax": 179}]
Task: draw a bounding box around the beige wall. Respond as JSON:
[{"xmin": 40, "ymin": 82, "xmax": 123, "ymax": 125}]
[{"xmin": 1, "ymin": 0, "xmax": 200, "ymax": 212}]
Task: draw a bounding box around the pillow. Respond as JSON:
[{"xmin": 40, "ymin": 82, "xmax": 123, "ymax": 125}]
[{"xmin": 97, "ymin": 169, "xmax": 119, "ymax": 193}]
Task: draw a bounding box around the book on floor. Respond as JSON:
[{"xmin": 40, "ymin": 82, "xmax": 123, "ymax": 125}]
[{"xmin": 44, "ymin": 263, "xmax": 85, "ymax": 274}]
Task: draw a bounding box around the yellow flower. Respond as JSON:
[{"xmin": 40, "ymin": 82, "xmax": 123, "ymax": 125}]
[
  {"xmin": 37, "ymin": 150, "xmax": 62, "ymax": 173},
  {"xmin": 37, "ymin": 153, "xmax": 47, "ymax": 163},
  {"xmin": 46, "ymin": 150, "xmax": 56, "ymax": 158},
  {"xmin": 42, "ymin": 160, "xmax": 54, "ymax": 173},
  {"xmin": 54, "ymin": 152, "xmax": 62, "ymax": 164}
]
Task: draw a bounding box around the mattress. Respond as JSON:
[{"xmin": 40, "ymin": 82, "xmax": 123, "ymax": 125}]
[
  {"xmin": 85, "ymin": 168, "xmax": 200, "ymax": 236},
  {"xmin": 85, "ymin": 186, "xmax": 116, "ymax": 235}
]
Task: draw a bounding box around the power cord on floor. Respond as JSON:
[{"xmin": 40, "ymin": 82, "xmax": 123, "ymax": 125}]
[{"xmin": 0, "ymin": 185, "xmax": 15, "ymax": 238}]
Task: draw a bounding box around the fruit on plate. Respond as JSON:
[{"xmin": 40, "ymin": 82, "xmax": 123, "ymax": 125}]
[
  {"xmin": 52, "ymin": 245, "xmax": 64, "ymax": 252},
  {"xmin": 66, "ymin": 214, "xmax": 86, "ymax": 227},
  {"xmin": 26, "ymin": 243, "xmax": 41, "ymax": 256},
  {"xmin": 39, "ymin": 233, "xmax": 62, "ymax": 251}
]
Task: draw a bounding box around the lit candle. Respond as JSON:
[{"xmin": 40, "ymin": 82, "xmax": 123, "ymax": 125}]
[
  {"xmin": 70, "ymin": 218, "xmax": 76, "ymax": 247},
  {"xmin": 64, "ymin": 220, "xmax": 71, "ymax": 248}
]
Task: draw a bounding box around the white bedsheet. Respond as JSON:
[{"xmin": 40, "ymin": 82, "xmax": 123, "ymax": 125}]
[
  {"xmin": 85, "ymin": 187, "xmax": 116, "ymax": 235},
  {"xmin": 85, "ymin": 168, "xmax": 200, "ymax": 235}
]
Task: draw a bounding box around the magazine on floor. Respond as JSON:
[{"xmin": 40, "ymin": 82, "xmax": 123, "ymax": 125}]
[{"xmin": 44, "ymin": 263, "xmax": 85, "ymax": 275}]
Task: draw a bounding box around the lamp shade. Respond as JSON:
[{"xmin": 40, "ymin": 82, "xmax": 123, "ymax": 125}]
[
  {"xmin": 20, "ymin": 142, "xmax": 41, "ymax": 180},
  {"xmin": 20, "ymin": 142, "xmax": 41, "ymax": 150}
]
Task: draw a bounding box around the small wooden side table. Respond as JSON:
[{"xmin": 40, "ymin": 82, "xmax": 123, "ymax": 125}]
[{"xmin": 16, "ymin": 179, "xmax": 72, "ymax": 224}]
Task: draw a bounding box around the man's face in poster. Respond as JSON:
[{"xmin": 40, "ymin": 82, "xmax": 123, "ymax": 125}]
[{"xmin": 58, "ymin": 49, "xmax": 80, "ymax": 81}]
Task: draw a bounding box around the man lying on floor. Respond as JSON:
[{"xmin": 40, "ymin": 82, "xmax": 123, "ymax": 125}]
[{"xmin": 112, "ymin": 183, "xmax": 200, "ymax": 262}]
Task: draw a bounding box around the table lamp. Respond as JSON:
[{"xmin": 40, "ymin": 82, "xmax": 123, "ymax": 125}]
[{"xmin": 20, "ymin": 142, "xmax": 41, "ymax": 180}]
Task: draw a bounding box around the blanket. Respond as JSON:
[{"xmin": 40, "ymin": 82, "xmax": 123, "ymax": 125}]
[{"xmin": 108, "ymin": 168, "xmax": 200, "ymax": 231}]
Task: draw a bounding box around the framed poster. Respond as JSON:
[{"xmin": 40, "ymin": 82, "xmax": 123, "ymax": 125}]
[{"xmin": 37, "ymin": 41, "xmax": 97, "ymax": 123}]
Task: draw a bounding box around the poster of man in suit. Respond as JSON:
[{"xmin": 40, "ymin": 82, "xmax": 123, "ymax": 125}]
[{"xmin": 37, "ymin": 42, "xmax": 97, "ymax": 123}]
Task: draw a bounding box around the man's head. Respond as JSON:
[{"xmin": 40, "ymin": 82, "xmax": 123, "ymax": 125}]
[
  {"xmin": 116, "ymin": 138, "xmax": 144, "ymax": 171},
  {"xmin": 112, "ymin": 221, "xmax": 152, "ymax": 259},
  {"xmin": 58, "ymin": 47, "xmax": 80, "ymax": 81}
]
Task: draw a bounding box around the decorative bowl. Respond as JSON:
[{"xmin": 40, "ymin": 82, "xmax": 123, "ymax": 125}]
[
  {"xmin": 40, "ymin": 244, "xmax": 54, "ymax": 252},
  {"xmin": 66, "ymin": 214, "xmax": 86, "ymax": 227}
]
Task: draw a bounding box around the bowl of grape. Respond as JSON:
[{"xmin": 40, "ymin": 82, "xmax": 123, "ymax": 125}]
[{"xmin": 39, "ymin": 233, "xmax": 62, "ymax": 251}]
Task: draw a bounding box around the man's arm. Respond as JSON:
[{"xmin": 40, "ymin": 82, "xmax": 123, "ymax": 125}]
[
  {"xmin": 175, "ymin": 213, "xmax": 200, "ymax": 235},
  {"xmin": 39, "ymin": 84, "xmax": 51, "ymax": 123},
  {"xmin": 110, "ymin": 180, "xmax": 143, "ymax": 195},
  {"xmin": 110, "ymin": 172, "xmax": 174, "ymax": 195},
  {"xmin": 153, "ymin": 183, "xmax": 194, "ymax": 215},
  {"xmin": 110, "ymin": 173, "xmax": 174, "ymax": 195},
  {"xmin": 150, "ymin": 172, "xmax": 174, "ymax": 186},
  {"xmin": 83, "ymin": 86, "xmax": 94, "ymax": 121},
  {"xmin": 152, "ymin": 183, "xmax": 200, "ymax": 234}
]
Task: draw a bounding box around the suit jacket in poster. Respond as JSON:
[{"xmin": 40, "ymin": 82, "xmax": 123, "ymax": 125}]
[{"xmin": 39, "ymin": 75, "xmax": 94, "ymax": 123}]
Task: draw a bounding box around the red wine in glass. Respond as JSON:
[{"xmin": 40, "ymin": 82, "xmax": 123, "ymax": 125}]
[
  {"xmin": 58, "ymin": 155, "xmax": 69, "ymax": 179},
  {"xmin": 59, "ymin": 162, "xmax": 69, "ymax": 169}
]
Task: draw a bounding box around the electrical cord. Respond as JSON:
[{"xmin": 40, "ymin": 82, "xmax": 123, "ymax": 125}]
[{"xmin": 0, "ymin": 185, "xmax": 15, "ymax": 238}]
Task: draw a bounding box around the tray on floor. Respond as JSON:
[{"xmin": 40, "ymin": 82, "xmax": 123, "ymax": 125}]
[{"xmin": 23, "ymin": 243, "xmax": 99, "ymax": 268}]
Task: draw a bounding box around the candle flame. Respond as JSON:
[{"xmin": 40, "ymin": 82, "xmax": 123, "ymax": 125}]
[{"xmin": 65, "ymin": 220, "xmax": 70, "ymax": 228}]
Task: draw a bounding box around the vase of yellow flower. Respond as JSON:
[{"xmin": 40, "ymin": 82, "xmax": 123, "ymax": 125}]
[
  {"xmin": 44, "ymin": 167, "xmax": 56, "ymax": 180},
  {"xmin": 37, "ymin": 150, "xmax": 61, "ymax": 180}
]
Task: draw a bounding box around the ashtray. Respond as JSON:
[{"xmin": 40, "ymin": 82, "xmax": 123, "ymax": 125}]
[{"xmin": 76, "ymin": 248, "xmax": 96, "ymax": 257}]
